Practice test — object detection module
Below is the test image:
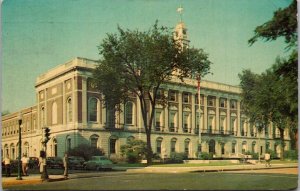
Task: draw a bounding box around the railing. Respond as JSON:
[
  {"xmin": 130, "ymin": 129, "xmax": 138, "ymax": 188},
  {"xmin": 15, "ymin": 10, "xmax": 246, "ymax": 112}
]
[{"xmin": 195, "ymin": 129, "xmax": 237, "ymax": 136}]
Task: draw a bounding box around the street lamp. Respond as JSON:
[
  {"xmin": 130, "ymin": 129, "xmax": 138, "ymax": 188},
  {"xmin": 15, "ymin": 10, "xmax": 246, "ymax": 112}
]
[{"xmin": 16, "ymin": 112, "xmax": 23, "ymax": 180}]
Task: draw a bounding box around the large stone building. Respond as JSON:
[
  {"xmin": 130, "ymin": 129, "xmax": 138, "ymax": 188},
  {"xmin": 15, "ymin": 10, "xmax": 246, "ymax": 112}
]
[{"xmin": 1, "ymin": 17, "xmax": 291, "ymax": 160}]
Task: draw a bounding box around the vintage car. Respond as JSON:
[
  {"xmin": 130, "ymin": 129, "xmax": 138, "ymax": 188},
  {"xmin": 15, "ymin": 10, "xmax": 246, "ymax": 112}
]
[
  {"xmin": 83, "ymin": 156, "xmax": 113, "ymax": 171},
  {"xmin": 68, "ymin": 156, "xmax": 85, "ymax": 170},
  {"xmin": 46, "ymin": 157, "xmax": 64, "ymax": 169}
]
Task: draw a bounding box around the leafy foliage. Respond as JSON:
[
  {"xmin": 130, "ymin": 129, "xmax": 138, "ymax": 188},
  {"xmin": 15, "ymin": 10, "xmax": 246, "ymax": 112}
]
[
  {"xmin": 120, "ymin": 139, "xmax": 147, "ymax": 163},
  {"xmin": 248, "ymin": 0, "xmax": 297, "ymax": 49},
  {"xmin": 283, "ymin": 150, "xmax": 298, "ymax": 160},
  {"xmin": 68, "ymin": 144, "xmax": 105, "ymax": 161},
  {"xmin": 94, "ymin": 22, "xmax": 211, "ymax": 164},
  {"xmin": 169, "ymin": 152, "xmax": 188, "ymax": 163}
]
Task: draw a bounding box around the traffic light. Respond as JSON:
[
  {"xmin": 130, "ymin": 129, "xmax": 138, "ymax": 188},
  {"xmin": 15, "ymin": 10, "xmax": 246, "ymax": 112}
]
[{"xmin": 43, "ymin": 127, "xmax": 51, "ymax": 143}]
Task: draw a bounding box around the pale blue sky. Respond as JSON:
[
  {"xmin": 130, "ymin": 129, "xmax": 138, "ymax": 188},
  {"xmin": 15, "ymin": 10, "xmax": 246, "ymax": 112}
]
[{"xmin": 2, "ymin": 0, "xmax": 292, "ymax": 113}]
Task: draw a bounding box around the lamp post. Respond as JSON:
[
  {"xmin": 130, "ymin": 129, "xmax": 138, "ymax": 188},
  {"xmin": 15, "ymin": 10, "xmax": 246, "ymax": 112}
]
[{"xmin": 16, "ymin": 112, "xmax": 23, "ymax": 180}]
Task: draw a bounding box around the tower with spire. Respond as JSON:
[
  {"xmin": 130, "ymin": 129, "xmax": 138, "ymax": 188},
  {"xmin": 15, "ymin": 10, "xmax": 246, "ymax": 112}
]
[{"xmin": 174, "ymin": 5, "xmax": 190, "ymax": 50}]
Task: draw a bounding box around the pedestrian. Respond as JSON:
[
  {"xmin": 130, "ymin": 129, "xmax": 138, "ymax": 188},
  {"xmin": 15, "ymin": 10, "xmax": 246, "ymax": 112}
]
[
  {"xmin": 264, "ymin": 152, "xmax": 271, "ymax": 167},
  {"xmin": 3, "ymin": 154, "xmax": 11, "ymax": 177},
  {"xmin": 21, "ymin": 154, "xmax": 29, "ymax": 176},
  {"xmin": 63, "ymin": 153, "xmax": 69, "ymax": 179},
  {"xmin": 38, "ymin": 156, "xmax": 44, "ymax": 173}
]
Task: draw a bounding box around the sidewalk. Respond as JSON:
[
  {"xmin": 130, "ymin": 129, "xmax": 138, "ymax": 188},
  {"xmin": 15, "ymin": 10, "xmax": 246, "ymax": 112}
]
[{"xmin": 2, "ymin": 163, "xmax": 298, "ymax": 187}]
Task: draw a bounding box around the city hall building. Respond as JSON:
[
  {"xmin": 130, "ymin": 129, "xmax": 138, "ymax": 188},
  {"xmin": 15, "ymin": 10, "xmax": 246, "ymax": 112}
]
[{"xmin": 1, "ymin": 20, "xmax": 291, "ymax": 160}]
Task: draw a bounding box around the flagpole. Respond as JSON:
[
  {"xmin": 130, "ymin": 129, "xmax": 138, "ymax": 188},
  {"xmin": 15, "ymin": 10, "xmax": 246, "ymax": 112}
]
[{"xmin": 197, "ymin": 75, "xmax": 202, "ymax": 159}]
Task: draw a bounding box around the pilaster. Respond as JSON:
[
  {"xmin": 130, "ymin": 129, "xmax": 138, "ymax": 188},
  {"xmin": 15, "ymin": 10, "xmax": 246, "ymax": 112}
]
[
  {"xmin": 191, "ymin": 93, "xmax": 196, "ymax": 134},
  {"xmin": 216, "ymin": 97, "xmax": 220, "ymax": 132},
  {"xmin": 203, "ymin": 95, "xmax": 208, "ymax": 130},
  {"xmin": 178, "ymin": 91, "xmax": 183, "ymax": 133},
  {"xmin": 237, "ymin": 100, "xmax": 241, "ymax": 137},
  {"xmin": 82, "ymin": 77, "xmax": 87, "ymax": 125}
]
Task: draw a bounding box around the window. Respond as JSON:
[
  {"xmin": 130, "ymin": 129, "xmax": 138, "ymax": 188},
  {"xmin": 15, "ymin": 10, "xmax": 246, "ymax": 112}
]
[
  {"xmin": 221, "ymin": 144, "xmax": 225, "ymax": 155},
  {"xmin": 67, "ymin": 138, "xmax": 71, "ymax": 152},
  {"xmin": 171, "ymin": 138, "xmax": 177, "ymax": 153},
  {"xmin": 266, "ymin": 142, "xmax": 270, "ymax": 151},
  {"xmin": 156, "ymin": 138, "xmax": 162, "ymax": 154},
  {"xmin": 230, "ymin": 100, "xmax": 237, "ymax": 109},
  {"xmin": 125, "ymin": 102, "xmax": 133, "ymax": 125},
  {"xmin": 169, "ymin": 111, "xmax": 177, "ymax": 132},
  {"xmin": 156, "ymin": 89, "xmax": 163, "ymax": 100},
  {"xmin": 88, "ymin": 98, "xmax": 99, "ymax": 122},
  {"xmin": 220, "ymin": 98, "xmax": 227, "ymax": 108},
  {"xmin": 183, "ymin": 92, "xmax": 189, "ymax": 103},
  {"xmin": 252, "ymin": 142, "xmax": 256, "ymax": 153},
  {"xmin": 110, "ymin": 138, "xmax": 117, "ymax": 154},
  {"xmin": 90, "ymin": 135, "xmax": 99, "ymax": 148},
  {"xmin": 169, "ymin": 90, "xmax": 176, "ymax": 102},
  {"xmin": 67, "ymin": 97, "xmax": 72, "ymax": 122},
  {"xmin": 183, "ymin": 113, "xmax": 190, "ymax": 133},
  {"xmin": 184, "ymin": 139, "xmax": 190, "ymax": 155},
  {"xmin": 242, "ymin": 141, "xmax": 247, "ymax": 154},
  {"xmin": 232, "ymin": 142, "xmax": 236, "ymax": 154},
  {"xmin": 155, "ymin": 111, "xmax": 162, "ymax": 131},
  {"xmin": 208, "ymin": 96, "xmax": 215, "ymax": 107},
  {"xmin": 52, "ymin": 102, "xmax": 58, "ymax": 125},
  {"xmin": 106, "ymin": 106, "xmax": 115, "ymax": 128}
]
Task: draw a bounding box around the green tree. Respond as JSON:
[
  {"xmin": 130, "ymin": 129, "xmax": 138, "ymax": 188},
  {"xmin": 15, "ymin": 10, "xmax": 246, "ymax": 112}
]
[
  {"xmin": 120, "ymin": 139, "xmax": 147, "ymax": 163},
  {"xmin": 246, "ymin": 0, "xmax": 298, "ymax": 155},
  {"xmin": 93, "ymin": 22, "xmax": 211, "ymax": 165}
]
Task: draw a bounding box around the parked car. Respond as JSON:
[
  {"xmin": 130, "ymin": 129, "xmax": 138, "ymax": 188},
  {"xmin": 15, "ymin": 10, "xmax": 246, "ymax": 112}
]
[
  {"xmin": 46, "ymin": 157, "xmax": 63, "ymax": 169},
  {"xmin": 84, "ymin": 156, "xmax": 113, "ymax": 171},
  {"xmin": 29, "ymin": 157, "xmax": 39, "ymax": 169},
  {"xmin": 68, "ymin": 156, "xmax": 85, "ymax": 170}
]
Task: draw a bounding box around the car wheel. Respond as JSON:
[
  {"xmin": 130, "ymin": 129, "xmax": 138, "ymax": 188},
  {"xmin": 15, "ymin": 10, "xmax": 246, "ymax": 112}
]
[{"xmin": 96, "ymin": 166, "xmax": 101, "ymax": 171}]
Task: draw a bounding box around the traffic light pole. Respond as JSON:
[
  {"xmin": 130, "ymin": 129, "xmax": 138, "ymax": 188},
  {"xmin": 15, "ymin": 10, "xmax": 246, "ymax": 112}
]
[{"xmin": 41, "ymin": 127, "xmax": 50, "ymax": 181}]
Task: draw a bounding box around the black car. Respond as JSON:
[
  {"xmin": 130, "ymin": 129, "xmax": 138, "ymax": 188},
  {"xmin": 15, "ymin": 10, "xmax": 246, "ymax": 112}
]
[
  {"xmin": 29, "ymin": 157, "xmax": 39, "ymax": 169},
  {"xmin": 46, "ymin": 157, "xmax": 63, "ymax": 169}
]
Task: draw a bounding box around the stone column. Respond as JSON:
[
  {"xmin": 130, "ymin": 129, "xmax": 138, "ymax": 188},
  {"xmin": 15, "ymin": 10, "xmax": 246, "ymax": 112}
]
[
  {"xmin": 82, "ymin": 77, "xmax": 87, "ymax": 125},
  {"xmin": 203, "ymin": 95, "xmax": 208, "ymax": 131},
  {"xmin": 216, "ymin": 96, "xmax": 220, "ymax": 133},
  {"xmin": 164, "ymin": 89, "xmax": 169, "ymax": 132},
  {"xmin": 237, "ymin": 100, "xmax": 241, "ymax": 136},
  {"xmin": 191, "ymin": 93, "xmax": 196, "ymax": 134},
  {"xmin": 178, "ymin": 91, "xmax": 183, "ymax": 133},
  {"xmin": 226, "ymin": 98, "xmax": 231, "ymax": 135}
]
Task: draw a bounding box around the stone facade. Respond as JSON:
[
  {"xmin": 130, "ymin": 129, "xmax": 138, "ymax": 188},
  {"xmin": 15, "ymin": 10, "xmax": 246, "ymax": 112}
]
[{"xmin": 2, "ymin": 57, "xmax": 290, "ymax": 160}]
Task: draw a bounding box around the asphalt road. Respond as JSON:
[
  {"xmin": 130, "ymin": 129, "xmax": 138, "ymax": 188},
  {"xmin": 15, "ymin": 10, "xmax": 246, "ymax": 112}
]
[{"xmin": 4, "ymin": 168, "xmax": 298, "ymax": 190}]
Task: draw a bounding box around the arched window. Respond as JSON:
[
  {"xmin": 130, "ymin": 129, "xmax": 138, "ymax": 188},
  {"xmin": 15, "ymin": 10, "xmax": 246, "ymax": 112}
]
[
  {"xmin": 209, "ymin": 139, "xmax": 215, "ymax": 154},
  {"xmin": 53, "ymin": 139, "xmax": 58, "ymax": 157},
  {"xmin": 156, "ymin": 137, "xmax": 163, "ymax": 154},
  {"xmin": 170, "ymin": 138, "xmax": 177, "ymax": 153},
  {"xmin": 242, "ymin": 141, "xmax": 247, "ymax": 154},
  {"xmin": 66, "ymin": 136, "xmax": 71, "ymax": 152},
  {"xmin": 125, "ymin": 102, "xmax": 133, "ymax": 125},
  {"xmin": 67, "ymin": 97, "xmax": 72, "ymax": 123},
  {"xmin": 109, "ymin": 136, "xmax": 118, "ymax": 154},
  {"xmin": 4, "ymin": 144, "xmax": 8, "ymax": 158},
  {"xmin": 52, "ymin": 102, "xmax": 58, "ymax": 125},
  {"xmin": 90, "ymin": 134, "xmax": 99, "ymax": 148},
  {"xmin": 10, "ymin": 143, "xmax": 15, "ymax": 160},
  {"xmin": 232, "ymin": 141, "xmax": 236, "ymax": 154},
  {"xmin": 184, "ymin": 139, "xmax": 191, "ymax": 155},
  {"xmin": 252, "ymin": 141, "xmax": 256, "ymax": 153},
  {"xmin": 88, "ymin": 97, "xmax": 99, "ymax": 122}
]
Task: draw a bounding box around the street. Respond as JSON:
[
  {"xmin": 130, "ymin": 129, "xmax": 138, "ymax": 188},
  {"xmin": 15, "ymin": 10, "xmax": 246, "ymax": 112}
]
[{"xmin": 4, "ymin": 168, "xmax": 298, "ymax": 190}]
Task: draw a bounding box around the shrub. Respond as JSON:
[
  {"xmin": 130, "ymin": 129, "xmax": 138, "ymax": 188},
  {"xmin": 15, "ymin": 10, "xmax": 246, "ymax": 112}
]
[
  {"xmin": 283, "ymin": 150, "xmax": 298, "ymax": 160},
  {"xmin": 266, "ymin": 149, "xmax": 277, "ymax": 159},
  {"xmin": 197, "ymin": 152, "xmax": 213, "ymax": 160},
  {"xmin": 68, "ymin": 144, "xmax": 105, "ymax": 161},
  {"xmin": 169, "ymin": 152, "xmax": 188, "ymax": 163},
  {"xmin": 120, "ymin": 139, "xmax": 147, "ymax": 163}
]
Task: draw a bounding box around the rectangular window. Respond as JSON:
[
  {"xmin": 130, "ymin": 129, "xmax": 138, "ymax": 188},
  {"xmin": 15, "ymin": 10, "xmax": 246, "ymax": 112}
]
[
  {"xmin": 169, "ymin": 90, "xmax": 176, "ymax": 102},
  {"xmin": 230, "ymin": 100, "xmax": 237, "ymax": 109},
  {"xmin": 156, "ymin": 140, "xmax": 162, "ymax": 154},
  {"xmin": 220, "ymin": 98, "xmax": 227, "ymax": 108},
  {"xmin": 171, "ymin": 141, "xmax": 176, "ymax": 153},
  {"xmin": 183, "ymin": 92, "xmax": 189, "ymax": 103},
  {"xmin": 110, "ymin": 139, "xmax": 116, "ymax": 154},
  {"xmin": 232, "ymin": 143, "xmax": 236, "ymax": 154},
  {"xmin": 208, "ymin": 96, "xmax": 215, "ymax": 107}
]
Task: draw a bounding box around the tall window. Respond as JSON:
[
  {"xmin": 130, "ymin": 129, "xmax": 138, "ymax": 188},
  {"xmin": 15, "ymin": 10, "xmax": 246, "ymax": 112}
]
[
  {"xmin": 183, "ymin": 113, "xmax": 190, "ymax": 132},
  {"xmin": 232, "ymin": 142, "xmax": 236, "ymax": 154},
  {"xmin": 88, "ymin": 98, "xmax": 99, "ymax": 122},
  {"xmin": 90, "ymin": 135, "xmax": 99, "ymax": 148},
  {"xmin": 252, "ymin": 142, "xmax": 256, "ymax": 153},
  {"xmin": 52, "ymin": 102, "xmax": 58, "ymax": 125},
  {"xmin": 169, "ymin": 90, "xmax": 176, "ymax": 102},
  {"xmin": 230, "ymin": 100, "xmax": 237, "ymax": 109},
  {"xmin": 183, "ymin": 92, "xmax": 189, "ymax": 103},
  {"xmin": 67, "ymin": 97, "xmax": 72, "ymax": 122},
  {"xmin": 156, "ymin": 138, "xmax": 162, "ymax": 154},
  {"xmin": 110, "ymin": 138, "xmax": 117, "ymax": 154},
  {"xmin": 67, "ymin": 137, "xmax": 71, "ymax": 152},
  {"xmin": 125, "ymin": 102, "xmax": 133, "ymax": 125},
  {"xmin": 155, "ymin": 111, "xmax": 162, "ymax": 131},
  {"xmin": 170, "ymin": 138, "xmax": 177, "ymax": 153},
  {"xmin": 221, "ymin": 144, "xmax": 225, "ymax": 155},
  {"xmin": 208, "ymin": 96, "xmax": 215, "ymax": 107},
  {"xmin": 184, "ymin": 139, "xmax": 190, "ymax": 155},
  {"xmin": 220, "ymin": 98, "xmax": 227, "ymax": 108},
  {"xmin": 169, "ymin": 111, "xmax": 177, "ymax": 132}
]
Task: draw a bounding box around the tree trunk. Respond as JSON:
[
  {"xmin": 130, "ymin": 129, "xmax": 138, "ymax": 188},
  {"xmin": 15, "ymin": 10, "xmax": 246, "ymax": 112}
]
[
  {"xmin": 145, "ymin": 131, "xmax": 153, "ymax": 165},
  {"xmin": 279, "ymin": 128, "xmax": 285, "ymax": 160}
]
